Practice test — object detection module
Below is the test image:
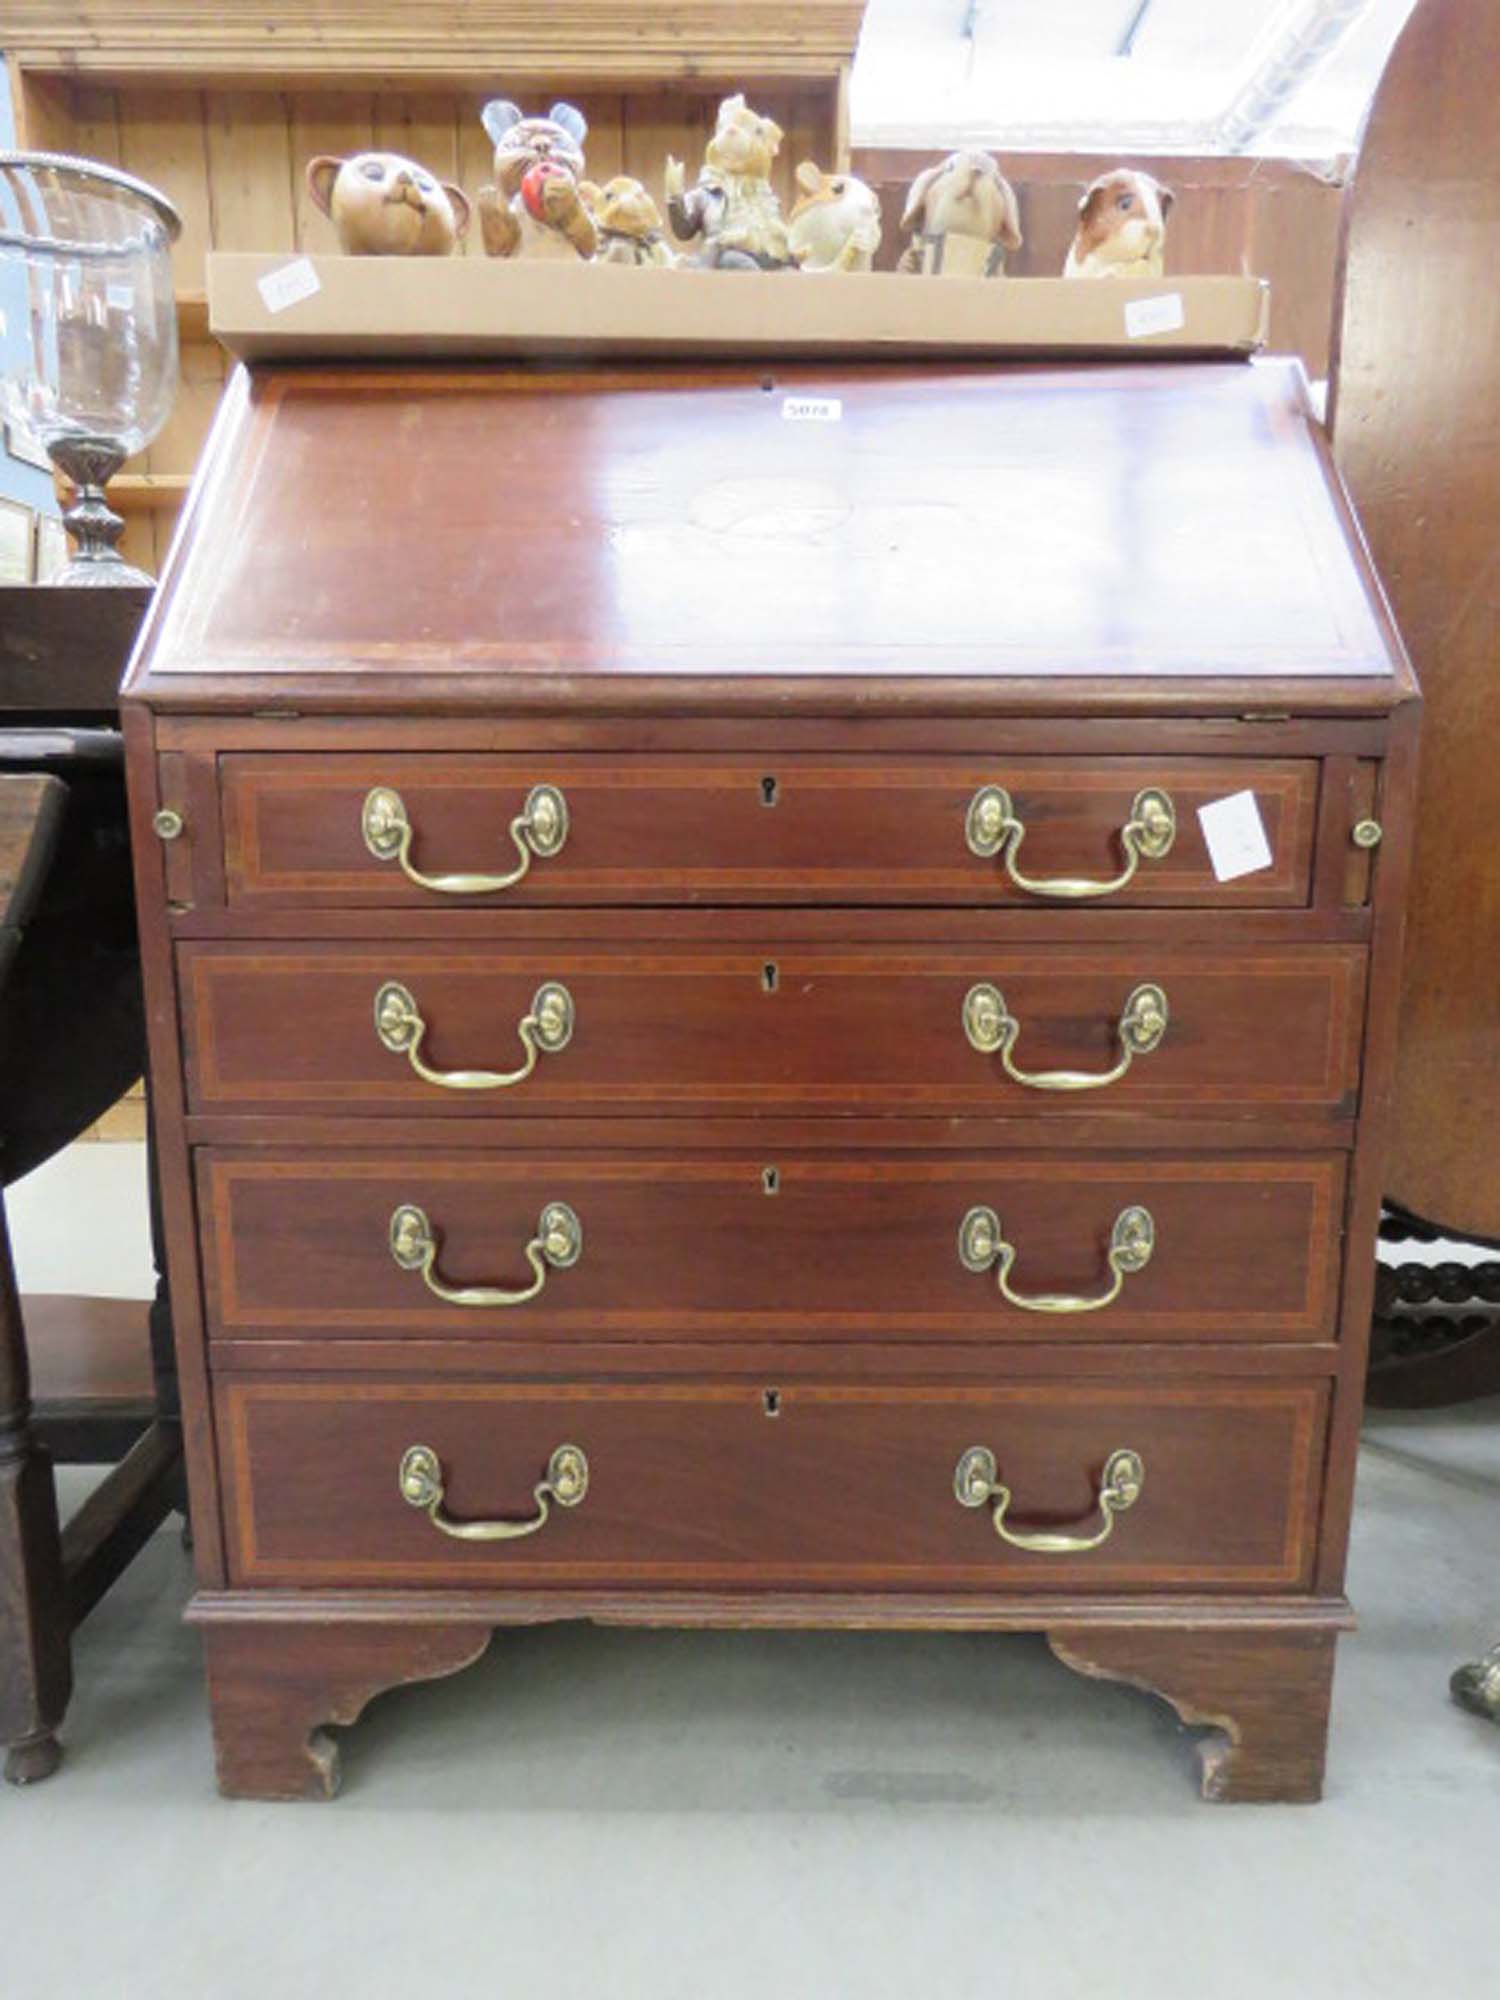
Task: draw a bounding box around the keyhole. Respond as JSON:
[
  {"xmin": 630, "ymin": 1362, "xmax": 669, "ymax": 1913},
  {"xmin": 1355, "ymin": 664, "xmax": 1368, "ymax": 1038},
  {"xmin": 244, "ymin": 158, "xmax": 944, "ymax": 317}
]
[
  {"xmin": 762, "ymin": 1166, "xmax": 780, "ymax": 1195},
  {"xmin": 762, "ymin": 961, "xmax": 779, "ymax": 993},
  {"xmin": 761, "ymin": 775, "xmax": 779, "ymax": 807},
  {"xmin": 763, "ymin": 1388, "xmax": 782, "ymax": 1417}
]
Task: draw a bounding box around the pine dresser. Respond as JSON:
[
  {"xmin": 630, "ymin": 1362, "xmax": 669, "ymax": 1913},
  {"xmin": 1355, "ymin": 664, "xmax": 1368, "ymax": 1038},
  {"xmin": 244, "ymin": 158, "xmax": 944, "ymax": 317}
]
[{"xmin": 122, "ymin": 354, "xmax": 1418, "ymax": 1801}]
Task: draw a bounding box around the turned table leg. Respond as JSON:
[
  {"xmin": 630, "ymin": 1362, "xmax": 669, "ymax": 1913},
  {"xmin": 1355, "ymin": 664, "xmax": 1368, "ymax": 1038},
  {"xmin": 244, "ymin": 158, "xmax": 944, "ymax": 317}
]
[
  {"xmin": 200, "ymin": 1621, "xmax": 493, "ymax": 1799},
  {"xmin": 1049, "ymin": 1623, "xmax": 1340, "ymax": 1803}
]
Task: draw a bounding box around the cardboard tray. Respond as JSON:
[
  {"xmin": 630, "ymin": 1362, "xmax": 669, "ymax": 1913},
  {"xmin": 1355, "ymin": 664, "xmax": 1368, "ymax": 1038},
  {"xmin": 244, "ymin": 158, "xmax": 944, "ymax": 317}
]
[{"xmin": 207, "ymin": 254, "xmax": 1270, "ymax": 363}]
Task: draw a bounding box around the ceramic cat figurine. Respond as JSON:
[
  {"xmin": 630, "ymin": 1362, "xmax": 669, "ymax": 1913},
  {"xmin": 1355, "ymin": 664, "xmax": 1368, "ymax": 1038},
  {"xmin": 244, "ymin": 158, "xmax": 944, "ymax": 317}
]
[
  {"xmin": 475, "ymin": 99, "xmax": 597, "ymax": 260},
  {"xmin": 788, "ymin": 162, "xmax": 882, "ymax": 272},
  {"xmin": 305, "ymin": 151, "xmax": 470, "ymax": 256},
  {"xmin": 664, "ymin": 94, "xmax": 794, "ymax": 270},
  {"xmin": 583, "ymin": 176, "xmax": 677, "ymax": 267}
]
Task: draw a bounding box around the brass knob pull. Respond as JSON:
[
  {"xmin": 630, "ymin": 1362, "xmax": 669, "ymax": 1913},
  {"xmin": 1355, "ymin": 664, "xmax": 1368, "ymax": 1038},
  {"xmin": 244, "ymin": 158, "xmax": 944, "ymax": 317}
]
[
  {"xmin": 965, "ymin": 785, "xmax": 1175, "ymax": 900},
  {"xmin": 374, "ymin": 979, "xmax": 574, "ymax": 1091},
  {"xmin": 399, "ymin": 1442, "xmax": 588, "ymax": 1541},
  {"xmin": 361, "ymin": 782, "xmax": 568, "ymax": 895},
  {"xmin": 389, "ymin": 1200, "xmax": 582, "ymax": 1308},
  {"xmin": 954, "ymin": 1445, "xmax": 1144, "ymax": 1553},
  {"xmin": 963, "ymin": 981, "xmax": 1167, "ymax": 1091},
  {"xmin": 958, "ymin": 1203, "xmax": 1154, "ymax": 1314}
]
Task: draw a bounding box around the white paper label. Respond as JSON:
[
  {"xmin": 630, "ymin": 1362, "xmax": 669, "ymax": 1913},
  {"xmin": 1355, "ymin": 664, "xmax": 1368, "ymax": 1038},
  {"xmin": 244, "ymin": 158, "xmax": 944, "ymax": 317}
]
[
  {"xmin": 257, "ymin": 257, "xmax": 321, "ymax": 315},
  {"xmin": 1124, "ymin": 292, "xmax": 1186, "ymax": 339},
  {"xmin": 1197, "ymin": 790, "xmax": 1274, "ymax": 883},
  {"xmin": 782, "ymin": 397, "xmax": 843, "ymax": 423}
]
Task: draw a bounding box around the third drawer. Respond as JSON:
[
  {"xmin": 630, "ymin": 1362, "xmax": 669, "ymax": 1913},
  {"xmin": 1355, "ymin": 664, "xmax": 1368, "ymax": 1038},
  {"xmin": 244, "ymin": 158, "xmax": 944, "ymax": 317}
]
[{"xmin": 199, "ymin": 1149, "xmax": 1347, "ymax": 1344}]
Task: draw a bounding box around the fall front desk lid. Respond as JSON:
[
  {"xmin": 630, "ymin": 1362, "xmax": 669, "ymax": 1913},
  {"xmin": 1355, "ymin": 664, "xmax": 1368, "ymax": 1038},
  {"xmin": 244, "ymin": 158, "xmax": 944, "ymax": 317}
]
[{"xmin": 131, "ymin": 347, "xmax": 1402, "ymax": 698}]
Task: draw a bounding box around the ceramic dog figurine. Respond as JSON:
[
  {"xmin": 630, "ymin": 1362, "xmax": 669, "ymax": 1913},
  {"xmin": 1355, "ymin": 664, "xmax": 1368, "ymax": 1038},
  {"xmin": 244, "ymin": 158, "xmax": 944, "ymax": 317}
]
[
  {"xmin": 788, "ymin": 162, "xmax": 882, "ymax": 273},
  {"xmin": 664, "ymin": 94, "xmax": 794, "ymax": 270},
  {"xmin": 897, "ymin": 150, "xmax": 1022, "ymax": 277},
  {"xmin": 476, "ymin": 99, "xmax": 597, "ymax": 260},
  {"xmin": 305, "ymin": 151, "xmax": 470, "ymax": 256},
  {"xmin": 583, "ymin": 176, "xmax": 677, "ymax": 267},
  {"xmin": 1064, "ymin": 168, "xmax": 1173, "ymax": 278}
]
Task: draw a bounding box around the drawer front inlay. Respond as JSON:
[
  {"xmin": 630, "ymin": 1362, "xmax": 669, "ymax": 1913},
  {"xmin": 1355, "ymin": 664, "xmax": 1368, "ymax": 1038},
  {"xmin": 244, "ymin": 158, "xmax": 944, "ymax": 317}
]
[
  {"xmin": 181, "ymin": 942, "xmax": 1366, "ymax": 1118},
  {"xmin": 217, "ymin": 1376, "xmax": 1328, "ymax": 1591},
  {"xmin": 199, "ymin": 1150, "xmax": 1346, "ymax": 1343},
  {"xmin": 219, "ymin": 753, "xmax": 1320, "ymax": 908}
]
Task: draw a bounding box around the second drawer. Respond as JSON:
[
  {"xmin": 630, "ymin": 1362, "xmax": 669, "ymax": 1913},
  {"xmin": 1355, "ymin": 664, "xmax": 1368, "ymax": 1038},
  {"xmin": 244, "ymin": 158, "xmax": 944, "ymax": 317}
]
[
  {"xmin": 180, "ymin": 941, "xmax": 1367, "ymax": 1119},
  {"xmin": 199, "ymin": 1150, "xmax": 1346, "ymax": 1344}
]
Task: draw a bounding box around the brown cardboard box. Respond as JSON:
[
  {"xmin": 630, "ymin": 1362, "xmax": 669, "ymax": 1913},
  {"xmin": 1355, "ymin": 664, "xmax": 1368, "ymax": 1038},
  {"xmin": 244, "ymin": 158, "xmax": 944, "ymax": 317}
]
[{"xmin": 208, "ymin": 254, "xmax": 1269, "ymax": 363}]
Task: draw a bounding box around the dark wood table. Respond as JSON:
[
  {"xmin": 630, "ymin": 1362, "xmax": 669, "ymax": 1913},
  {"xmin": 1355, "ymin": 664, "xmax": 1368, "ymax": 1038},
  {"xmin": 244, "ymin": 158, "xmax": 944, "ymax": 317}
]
[{"xmin": 0, "ymin": 583, "xmax": 182, "ymax": 1784}]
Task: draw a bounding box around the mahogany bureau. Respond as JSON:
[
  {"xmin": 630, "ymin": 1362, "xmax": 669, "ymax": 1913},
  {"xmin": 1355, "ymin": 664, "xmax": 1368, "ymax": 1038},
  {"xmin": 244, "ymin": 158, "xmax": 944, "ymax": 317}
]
[{"xmin": 122, "ymin": 355, "xmax": 1417, "ymax": 1801}]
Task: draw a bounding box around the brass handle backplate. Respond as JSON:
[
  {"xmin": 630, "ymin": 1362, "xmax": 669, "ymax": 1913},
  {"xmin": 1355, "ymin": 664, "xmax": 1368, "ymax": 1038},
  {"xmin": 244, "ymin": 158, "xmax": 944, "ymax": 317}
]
[
  {"xmin": 954, "ymin": 1445, "xmax": 1144, "ymax": 1553},
  {"xmin": 389, "ymin": 1200, "xmax": 582, "ymax": 1307},
  {"xmin": 374, "ymin": 979, "xmax": 574, "ymax": 1091},
  {"xmin": 958, "ymin": 1203, "xmax": 1155, "ymax": 1314},
  {"xmin": 361, "ymin": 782, "xmax": 568, "ymax": 895},
  {"xmin": 399, "ymin": 1442, "xmax": 589, "ymax": 1541},
  {"xmin": 965, "ymin": 784, "xmax": 1175, "ymax": 899},
  {"xmin": 963, "ymin": 980, "xmax": 1167, "ymax": 1090}
]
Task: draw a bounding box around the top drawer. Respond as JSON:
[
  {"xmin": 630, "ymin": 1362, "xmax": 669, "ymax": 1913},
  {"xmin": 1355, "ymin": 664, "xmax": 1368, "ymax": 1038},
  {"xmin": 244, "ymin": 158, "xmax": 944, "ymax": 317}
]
[{"xmin": 219, "ymin": 753, "xmax": 1320, "ymax": 910}]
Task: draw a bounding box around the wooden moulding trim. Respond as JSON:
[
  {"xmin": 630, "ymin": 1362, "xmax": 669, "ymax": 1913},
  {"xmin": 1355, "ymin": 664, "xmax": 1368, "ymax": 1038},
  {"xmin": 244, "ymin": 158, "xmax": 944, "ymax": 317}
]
[
  {"xmin": 3, "ymin": 4, "xmax": 867, "ymax": 80},
  {"xmin": 187, "ymin": 1588, "xmax": 1356, "ymax": 1633}
]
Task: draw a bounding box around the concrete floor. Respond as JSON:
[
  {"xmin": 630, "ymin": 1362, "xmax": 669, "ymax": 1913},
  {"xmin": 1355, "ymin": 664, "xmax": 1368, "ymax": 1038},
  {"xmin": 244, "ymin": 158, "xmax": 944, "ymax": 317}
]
[
  {"xmin": 0, "ymin": 1401, "xmax": 1494, "ymax": 1999},
  {"xmin": 4, "ymin": 1151, "xmax": 1498, "ymax": 1993}
]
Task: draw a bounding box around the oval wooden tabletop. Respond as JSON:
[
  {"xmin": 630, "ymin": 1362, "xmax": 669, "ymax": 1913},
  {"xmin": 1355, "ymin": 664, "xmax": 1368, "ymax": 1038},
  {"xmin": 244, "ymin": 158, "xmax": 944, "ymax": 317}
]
[{"xmin": 1330, "ymin": 0, "xmax": 1500, "ymax": 1236}]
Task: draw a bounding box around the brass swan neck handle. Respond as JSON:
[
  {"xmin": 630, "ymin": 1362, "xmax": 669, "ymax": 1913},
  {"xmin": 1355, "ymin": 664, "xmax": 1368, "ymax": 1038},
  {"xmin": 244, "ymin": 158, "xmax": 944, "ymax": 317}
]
[
  {"xmin": 362, "ymin": 782, "xmax": 568, "ymax": 895},
  {"xmin": 375, "ymin": 979, "xmax": 574, "ymax": 1091},
  {"xmin": 965, "ymin": 784, "xmax": 1175, "ymax": 900},
  {"xmin": 954, "ymin": 1446, "xmax": 1144, "ymax": 1553},
  {"xmin": 399, "ymin": 1442, "xmax": 589, "ymax": 1541},
  {"xmin": 389, "ymin": 1200, "xmax": 582, "ymax": 1308},
  {"xmin": 958, "ymin": 1203, "xmax": 1155, "ymax": 1314},
  {"xmin": 963, "ymin": 981, "xmax": 1168, "ymax": 1091}
]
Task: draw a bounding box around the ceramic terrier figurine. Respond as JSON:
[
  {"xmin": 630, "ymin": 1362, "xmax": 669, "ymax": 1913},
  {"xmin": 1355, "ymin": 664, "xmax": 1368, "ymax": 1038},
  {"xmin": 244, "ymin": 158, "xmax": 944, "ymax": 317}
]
[
  {"xmin": 1064, "ymin": 169, "xmax": 1174, "ymax": 278},
  {"xmin": 664, "ymin": 93, "xmax": 795, "ymax": 270},
  {"xmin": 476, "ymin": 99, "xmax": 597, "ymax": 260},
  {"xmin": 305, "ymin": 151, "xmax": 470, "ymax": 256},
  {"xmin": 582, "ymin": 176, "xmax": 677, "ymax": 267},
  {"xmin": 897, "ymin": 150, "xmax": 1022, "ymax": 277},
  {"xmin": 788, "ymin": 162, "xmax": 882, "ymax": 272}
]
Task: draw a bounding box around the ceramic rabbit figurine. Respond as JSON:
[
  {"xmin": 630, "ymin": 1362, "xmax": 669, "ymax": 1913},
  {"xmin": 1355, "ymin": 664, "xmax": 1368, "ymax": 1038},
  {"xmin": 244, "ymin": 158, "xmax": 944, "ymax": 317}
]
[
  {"xmin": 897, "ymin": 150, "xmax": 1022, "ymax": 277},
  {"xmin": 664, "ymin": 94, "xmax": 795, "ymax": 270}
]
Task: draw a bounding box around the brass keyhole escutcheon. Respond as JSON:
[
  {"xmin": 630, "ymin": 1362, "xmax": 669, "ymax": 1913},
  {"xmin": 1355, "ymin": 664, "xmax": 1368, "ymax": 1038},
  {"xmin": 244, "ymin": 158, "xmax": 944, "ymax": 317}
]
[
  {"xmin": 762, "ymin": 961, "xmax": 779, "ymax": 993},
  {"xmin": 761, "ymin": 775, "xmax": 779, "ymax": 807},
  {"xmin": 762, "ymin": 1166, "xmax": 780, "ymax": 1195}
]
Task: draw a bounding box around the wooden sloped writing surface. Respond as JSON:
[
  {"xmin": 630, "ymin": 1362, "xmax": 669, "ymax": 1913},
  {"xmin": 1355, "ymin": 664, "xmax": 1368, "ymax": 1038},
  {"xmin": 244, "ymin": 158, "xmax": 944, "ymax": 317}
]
[
  {"xmin": 144, "ymin": 359, "xmax": 1395, "ymax": 691},
  {"xmin": 1330, "ymin": 0, "xmax": 1500, "ymax": 1236}
]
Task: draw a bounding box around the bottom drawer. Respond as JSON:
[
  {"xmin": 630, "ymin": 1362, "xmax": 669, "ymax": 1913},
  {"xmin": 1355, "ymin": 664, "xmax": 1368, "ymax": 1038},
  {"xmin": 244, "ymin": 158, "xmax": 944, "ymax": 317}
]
[{"xmin": 218, "ymin": 1377, "xmax": 1327, "ymax": 1592}]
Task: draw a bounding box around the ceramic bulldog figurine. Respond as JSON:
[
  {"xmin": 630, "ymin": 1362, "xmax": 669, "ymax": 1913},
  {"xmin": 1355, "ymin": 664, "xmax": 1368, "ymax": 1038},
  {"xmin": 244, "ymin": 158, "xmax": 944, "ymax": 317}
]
[
  {"xmin": 788, "ymin": 161, "xmax": 882, "ymax": 272},
  {"xmin": 475, "ymin": 99, "xmax": 597, "ymax": 260},
  {"xmin": 665, "ymin": 93, "xmax": 794, "ymax": 270},
  {"xmin": 897, "ymin": 150, "xmax": 1022, "ymax": 277},
  {"xmin": 1064, "ymin": 169, "xmax": 1174, "ymax": 278},
  {"xmin": 583, "ymin": 176, "xmax": 677, "ymax": 267},
  {"xmin": 305, "ymin": 151, "xmax": 470, "ymax": 256}
]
